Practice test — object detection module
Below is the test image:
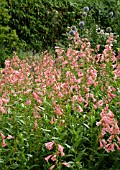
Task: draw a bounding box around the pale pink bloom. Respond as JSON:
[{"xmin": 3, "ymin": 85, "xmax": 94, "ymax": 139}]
[
  {"xmin": 78, "ymin": 105, "xmax": 83, "ymax": 112},
  {"xmin": 37, "ymin": 99, "xmax": 43, "ymax": 105},
  {"xmin": 84, "ymin": 103, "xmax": 88, "ymax": 108},
  {"xmin": 2, "ymin": 139, "xmax": 7, "ymax": 147},
  {"xmin": 93, "ymin": 104, "xmax": 97, "ymax": 110},
  {"xmin": 49, "ymin": 164, "xmax": 56, "ymax": 170},
  {"xmin": 96, "ymin": 44, "xmax": 100, "ymax": 51},
  {"xmin": 5, "ymin": 60, "xmax": 10, "ymax": 67},
  {"xmin": 115, "ymin": 143, "xmax": 120, "ymax": 151},
  {"xmin": 44, "ymin": 154, "xmax": 52, "ymax": 162},
  {"xmin": 62, "ymin": 60, "xmax": 68, "ymax": 67},
  {"xmin": 2, "ymin": 92, "xmax": 8, "ymax": 98},
  {"xmin": 34, "ymin": 120, "xmax": 38, "ymax": 129},
  {"xmin": 24, "ymin": 89, "xmax": 32, "ymax": 94},
  {"xmin": 97, "ymin": 100, "xmax": 104, "ymax": 108},
  {"xmin": 58, "ymin": 92, "xmax": 63, "ymax": 98},
  {"xmin": 53, "ymin": 84, "xmax": 60, "ymax": 91},
  {"xmin": 89, "ymin": 93, "xmax": 96, "ymax": 102},
  {"xmin": 7, "ymin": 135, "xmax": 14, "ymax": 139},
  {"xmin": 107, "ymin": 135, "xmax": 115, "ymax": 143},
  {"xmin": 62, "ymin": 162, "xmax": 71, "ymax": 167},
  {"xmin": 50, "ymin": 116, "xmax": 56, "ymax": 125},
  {"xmin": 34, "ymin": 106, "xmax": 41, "ymax": 112},
  {"xmin": 109, "ymin": 143, "xmax": 115, "ymax": 152},
  {"xmin": 107, "ymin": 110, "xmax": 114, "ymax": 118},
  {"xmin": 102, "ymin": 116, "xmax": 111, "ymax": 124},
  {"xmin": 25, "ymin": 100, "xmax": 31, "ymax": 105},
  {"xmin": 54, "ymin": 106, "xmax": 62, "ymax": 116},
  {"xmin": 2, "ymin": 98, "xmax": 9, "ymax": 104},
  {"xmin": 78, "ymin": 96, "xmax": 85, "ymax": 103},
  {"xmin": 84, "ymin": 87, "xmax": 89, "ymax": 93},
  {"xmin": 116, "ymin": 136, "xmax": 120, "ymax": 143},
  {"xmin": 96, "ymin": 121, "xmax": 101, "ymax": 126},
  {"xmin": 0, "ymin": 106, "xmax": 5, "ymax": 114},
  {"xmin": 32, "ymin": 91, "xmax": 39, "ymax": 100},
  {"xmin": 72, "ymin": 95, "xmax": 78, "ymax": 101},
  {"xmin": 77, "ymin": 78, "xmax": 82, "ymax": 83},
  {"xmin": 33, "ymin": 112, "xmax": 41, "ymax": 119},
  {"xmin": 45, "ymin": 142, "xmax": 54, "ymax": 150},
  {"xmin": 58, "ymin": 144, "xmax": 65, "ymax": 156},
  {"xmin": 0, "ymin": 98, "xmax": 2, "ymax": 105},
  {"xmin": 104, "ymin": 143, "xmax": 111, "ymax": 153},
  {"xmin": 99, "ymin": 140, "xmax": 103, "ymax": 148},
  {"xmin": 1, "ymin": 133, "xmax": 5, "ymax": 139},
  {"xmin": 78, "ymin": 70, "xmax": 83, "ymax": 77},
  {"xmin": 51, "ymin": 154, "xmax": 57, "ymax": 162}
]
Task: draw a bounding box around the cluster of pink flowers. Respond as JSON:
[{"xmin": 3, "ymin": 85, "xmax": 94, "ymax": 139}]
[
  {"xmin": 0, "ymin": 92, "xmax": 9, "ymax": 114},
  {"xmin": 0, "ymin": 132, "xmax": 14, "ymax": 147},
  {"xmin": 0, "ymin": 30, "xmax": 119, "ymax": 157},
  {"xmin": 96, "ymin": 105, "xmax": 120, "ymax": 152},
  {"xmin": 45, "ymin": 141, "xmax": 70, "ymax": 170}
]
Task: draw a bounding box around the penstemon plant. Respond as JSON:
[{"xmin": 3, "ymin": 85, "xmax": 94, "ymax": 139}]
[{"xmin": 0, "ymin": 30, "xmax": 120, "ymax": 169}]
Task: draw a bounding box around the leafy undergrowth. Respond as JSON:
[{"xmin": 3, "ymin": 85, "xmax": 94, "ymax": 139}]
[{"xmin": 0, "ymin": 31, "xmax": 120, "ymax": 170}]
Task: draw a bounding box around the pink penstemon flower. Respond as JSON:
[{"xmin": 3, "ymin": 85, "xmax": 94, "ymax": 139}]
[
  {"xmin": 25, "ymin": 100, "xmax": 31, "ymax": 105},
  {"xmin": 54, "ymin": 105, "xmax": 62, "ymax": 116},
  {"xmin": 1, "ymin": 133, "xmax": 5, "ymax": 140},
  {"xmin": 97, "ymin": 106, "xmax": 120, "ymax": 152},
  {"xmin": 116, "ymin": 135, "xmax": 120, "ymax": 143},
  {"xmin": 61, "ymin": 162, "xmax": 71, "ymax": 167},
  {"xmin": 34, "ymin": 120, "xmax": 38, "ymax": 129},
  {"xmin": 32, "ymin": 91, "xmax": 40, "ymax": 100},
  {"xmin": 49, "ymin": 164, "xmax": 56, "ymax": 170},
  {"xmin": 2, "ymin": 139, "xmax": 7, "ymax": 147},
  {"xmin": 33, "ymin": 112, "xmax": 41, "ymax": 119},
  {"xmin": 50, "ymin": 116, "xmax": 56, "ymax": 125},
  {"xmin": 7, "ymin": 135, "xmax": 14, "ymax": 139},
  {"xmin": 58, "ymin": 144, "xmax": 65, "ymax": 156},
  {"xmin": 2, "ymin": 98, "xmax": 10, "ymax": 104},
  {"xmin": 0, "ymin": 106, "xmax": 5, "ymax": 114},
  {"xmin": 77, "ymin": 105, "xmax": 83, "ymax": 113},
  {"xmin": 45, "ymin": 141, "xmax": 54, "ymax": 150},
  {"xmin": 44, "ymin": 154, "xmax": 53, "ymax": 162},
  {"xmin": 51, "ymin": 154, "xmax": 57, "ymax": 162}
]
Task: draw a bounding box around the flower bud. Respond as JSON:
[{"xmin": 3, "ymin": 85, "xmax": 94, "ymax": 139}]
[
  {"xmin": 71, "ymin": 25, "xmax": 76, "ymax": 31},
  {"xmin": 96, "ymin": 28, "xmax": 101, "ymax": 32},
  {"xmin": 79, "ymin": 21, "xmax": 85, "ymax": 29},
  {"xmin": 69, "ymin": 30, "xmax": 75, "ymax": 36},
  {"xmin": 109, "ymin": 12, "xmax": 114, "ymax": 17},
  {"xmin": 106, "ymin": 27, "xmax": 112, "ymax": 33},
  {"xmin": 82, "ymin": 11, "xmax": 87, "ymax": 17},
  {"xmin": 83, "ymin": 6, "xmax": 89, "ymax": 12}
]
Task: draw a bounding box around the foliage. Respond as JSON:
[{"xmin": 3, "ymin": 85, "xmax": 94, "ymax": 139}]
[
  {"xmin": 0, "ymin": 0, "xmax": 19, "ymax": 67},
  {"xmin": 0, "ymin": 0, "xmax": 120, "ymax": 67},
  {"xmin": 0, "ymin": 32, "xmax": 120, "ymax": 169}
]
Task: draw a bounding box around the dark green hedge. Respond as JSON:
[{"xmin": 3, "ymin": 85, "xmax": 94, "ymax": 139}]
[{"xmin": 6, "ymin": 0, "xmax": 80, "ymax": 52}]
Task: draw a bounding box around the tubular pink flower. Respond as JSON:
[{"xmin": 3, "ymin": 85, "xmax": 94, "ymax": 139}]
[
  {"xmin": 45, "ymin": 142, "xmax": 54, "ymax": 150},
  {"xmin": 58, "ymin": 144, "xmax": 65, "ymax": 156},
  {"xmin": 62, "ymin": 162, "xmax": 71, "ymax": 167},
  {"xmin": 49, "ymin": 164, "xmax": 56, "ymax": 170},
  {"xmin": 32, "ymin": 91, "xmax": 40, "ymax": 100},
  {"xmin": 0, "ymin": 106, "xmax": 5, "ymax": 114},
  {"xmin": 7, "ymin": 135, "xmax": 14, "ymax": 139},
  {"xmin": 44, "ymin": 154, "xmax": 53, "ymax": 162},
  {"xmin": 1, "ymin": 133, "xmax": 5, "ymax": 139},
  {"xmin": 2, "ymin": 139, "xmax": 7, "ymax": 147},
  {"xmin": 51, "ymin": 154, "xmax": 57, "ymax": 162}
]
